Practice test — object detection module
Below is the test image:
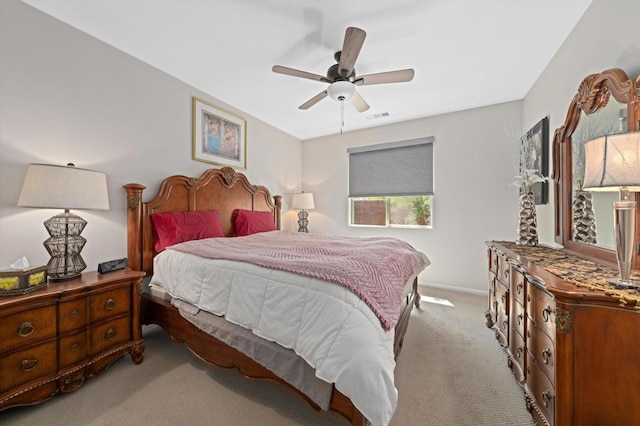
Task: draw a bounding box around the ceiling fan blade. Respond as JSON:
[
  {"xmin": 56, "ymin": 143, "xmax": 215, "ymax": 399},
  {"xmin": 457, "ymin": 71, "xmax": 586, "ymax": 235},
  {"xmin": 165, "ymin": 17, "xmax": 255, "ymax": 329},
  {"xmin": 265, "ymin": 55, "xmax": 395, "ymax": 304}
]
[
  {"xmin": 355, "ymin": 69, "xmax": 415, "ymax": 86},
  {"xmin": 272, "ymin": 65, "xmax": 330, "ymax": 83},
  {"xmin": 338, "ymin": 27, "xmax": 366, "ymax": 77},
  {"xmin": 350, "ymin": 91, "xmax": 370, "ymax": 112},
  {"xmin": 299, "ymin": 90, "xmax": 328, "ymax": 110}
]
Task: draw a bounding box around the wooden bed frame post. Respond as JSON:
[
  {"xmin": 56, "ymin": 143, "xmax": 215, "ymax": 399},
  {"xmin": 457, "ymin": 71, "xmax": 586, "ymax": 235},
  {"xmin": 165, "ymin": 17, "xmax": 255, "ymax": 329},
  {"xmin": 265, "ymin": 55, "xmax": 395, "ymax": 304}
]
[{"xmin": 123, "ymin": 183, "xmax": 145, "ymax": 272}]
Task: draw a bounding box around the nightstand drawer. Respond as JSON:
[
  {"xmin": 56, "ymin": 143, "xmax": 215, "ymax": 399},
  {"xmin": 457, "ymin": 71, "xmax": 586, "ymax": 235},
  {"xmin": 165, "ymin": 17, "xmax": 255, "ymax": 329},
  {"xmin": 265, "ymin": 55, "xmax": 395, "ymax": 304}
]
[
  {"xmin": 59, "ymin": 330, "xmax": 87, "ymax": 368},
  {"xmin": 59, "ymin": 298, "xmax": 86, "ymax": 333},
  {"xmin": 0, "ymin": 306, "xmax": 57, "ymax": 353},
  {"xmin": 0, "ymin": 341, "xmax": 57, "ymax": 393},
  {"xmin": 89, "ymin": 316, "xmax": 131, "ymax": 355},
  {"xmin": 89, "ymin": 287, "xmax": 131, "ymax": 323}
]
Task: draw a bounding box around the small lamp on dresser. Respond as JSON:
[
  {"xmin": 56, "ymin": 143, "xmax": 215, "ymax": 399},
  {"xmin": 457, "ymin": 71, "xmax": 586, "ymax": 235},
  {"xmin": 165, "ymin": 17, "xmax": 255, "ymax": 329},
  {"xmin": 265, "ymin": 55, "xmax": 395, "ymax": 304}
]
[
  {"xmin": 582, "ymin": 131, "xmax": 640, "ymax": 289},
  {"xmin": 17, "ymin": 163, "xmax": 110, "ymax": 281},
  {"xmin": 291, "ymin": 192, "xmax": 315, "ymax": 233}
]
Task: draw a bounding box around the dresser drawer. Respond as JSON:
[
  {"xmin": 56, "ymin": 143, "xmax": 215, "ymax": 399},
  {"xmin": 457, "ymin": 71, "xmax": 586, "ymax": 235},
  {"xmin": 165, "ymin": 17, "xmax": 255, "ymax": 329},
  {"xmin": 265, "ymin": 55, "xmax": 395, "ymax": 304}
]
[
  {"xmin": 497, "ymin": 253, "xmax": 510, "ymax": 284},
  {"xmin": 0, "ymin": 341, "xmax": 57, "ymax": 393},
  {"xmin": 526, "ymin": 281, "xmax": 536, "ymax": 318},
  {"xmin": 509, "ymin": 327, "xmax": 526, "ymax": 383},
  {"xmin": 0, "ymin": 305, "xmax": 57, "ymax": 353},
  {"xmin": 533, "ymin": 326, "xmax": 555, "ymax": 385},
  {"xmin": 89, "ymin": 287, "xmax": 131, "ymax": 323},
  {"xmin": 526, "ymin": 353, "xmax": 555, "ymax": 425},
  {"xmin": 59, "ymin": 330, "xmax": 87, "ymax": 368},
  {"xmin": 487, "ymin": 276, "xmax": 498, "ymax": 325},
  {"xmin": 532, "ymin": 287, "xmax": 556, "ymax": 340},
  {"xmin": 511, "ymin": 267, "xmax": 526, "ymax": 305},
  {"xmin": 89, "ymin": 316, "xmax": 131, "ymax": 355},
  {"xmin": 488, "ymin": 248, "xmax": 499, "ymax": 274},
  {"xmin": 59, "ymin": 298, "xmax": 86, "ymax": 333},
  {"xmin": 511, "ymin": 299, "xmax": 526, "ymax": 339},
  {"xmin": 495, "ymin": 283, "xmax": 509, "ymax": 344}
]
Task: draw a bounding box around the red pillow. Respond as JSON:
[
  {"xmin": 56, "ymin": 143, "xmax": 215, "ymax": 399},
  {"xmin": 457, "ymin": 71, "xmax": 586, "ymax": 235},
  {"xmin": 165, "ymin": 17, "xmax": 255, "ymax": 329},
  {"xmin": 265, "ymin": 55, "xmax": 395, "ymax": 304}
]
[
  {"xmin": 234, "ymin": 209, "xmax": 276, "ymax": 236},
  {"xmin": 150, "ymin": 210, "xmax": 224, "ymax": 252}
]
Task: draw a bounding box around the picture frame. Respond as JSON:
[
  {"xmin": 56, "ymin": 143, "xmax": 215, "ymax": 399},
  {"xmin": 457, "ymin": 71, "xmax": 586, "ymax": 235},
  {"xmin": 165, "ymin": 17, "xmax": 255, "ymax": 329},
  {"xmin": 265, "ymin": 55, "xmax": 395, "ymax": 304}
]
[
  {"xmin": 192, "ymin": 97, "xmax": 246, "ymax": 169},
  {"xmin": 522, "ymin": 117, "xmax": 549, "ymax": 204}
]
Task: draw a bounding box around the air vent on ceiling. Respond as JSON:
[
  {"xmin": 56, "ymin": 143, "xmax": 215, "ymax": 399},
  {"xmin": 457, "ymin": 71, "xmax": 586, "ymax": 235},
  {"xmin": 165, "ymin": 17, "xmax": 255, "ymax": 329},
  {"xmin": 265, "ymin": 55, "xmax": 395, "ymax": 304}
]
[{"xmin": 365, "ymin": 112, "xmax": 390, "ymax": 120}]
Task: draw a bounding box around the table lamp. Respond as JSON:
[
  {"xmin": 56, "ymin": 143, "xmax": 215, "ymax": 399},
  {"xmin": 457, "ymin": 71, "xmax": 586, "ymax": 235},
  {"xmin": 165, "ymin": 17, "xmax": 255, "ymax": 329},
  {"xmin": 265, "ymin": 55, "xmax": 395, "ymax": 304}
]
[
  {"xmin": 291, "ymin": 192, "xmax": 315, "ymax": 233},
  {"xmin": 17, "ymin": 163, "xmax": 110, "ymax": 281},
  {"xmin": 582, "ymin": 131, "xmax": 640, "ymax": 289}
]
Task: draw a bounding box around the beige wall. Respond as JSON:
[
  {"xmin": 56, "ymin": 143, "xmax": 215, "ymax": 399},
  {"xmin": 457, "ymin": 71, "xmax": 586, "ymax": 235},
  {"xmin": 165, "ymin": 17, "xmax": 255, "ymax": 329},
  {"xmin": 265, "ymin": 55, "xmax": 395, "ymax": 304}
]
[{"xmin": 0, "ymin": 0, "xmax": 302, "ymax": 270}]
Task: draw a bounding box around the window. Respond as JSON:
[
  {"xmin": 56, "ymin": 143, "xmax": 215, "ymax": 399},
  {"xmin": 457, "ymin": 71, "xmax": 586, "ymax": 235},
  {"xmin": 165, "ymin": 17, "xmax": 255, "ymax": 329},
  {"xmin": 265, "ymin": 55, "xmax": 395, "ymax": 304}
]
[{"xmin": 348, "ymin": 137, "xmax": 434, "ymax": 228}]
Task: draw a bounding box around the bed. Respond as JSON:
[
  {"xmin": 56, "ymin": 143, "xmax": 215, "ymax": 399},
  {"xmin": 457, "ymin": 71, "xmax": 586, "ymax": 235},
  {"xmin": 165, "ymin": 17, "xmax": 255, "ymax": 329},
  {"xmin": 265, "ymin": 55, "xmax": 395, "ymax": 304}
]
[{"xmin": 124, "ymin": 167, "xmax": 428, "ymax": 425}]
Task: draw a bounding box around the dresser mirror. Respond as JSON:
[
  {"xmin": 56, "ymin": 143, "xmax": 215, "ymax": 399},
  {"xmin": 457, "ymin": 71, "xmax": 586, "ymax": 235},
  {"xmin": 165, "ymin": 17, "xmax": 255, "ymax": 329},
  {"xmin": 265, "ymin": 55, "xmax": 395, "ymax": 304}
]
[{"xmin": 553, "ymin": 68, "xmax": 640, "ymax": 267}]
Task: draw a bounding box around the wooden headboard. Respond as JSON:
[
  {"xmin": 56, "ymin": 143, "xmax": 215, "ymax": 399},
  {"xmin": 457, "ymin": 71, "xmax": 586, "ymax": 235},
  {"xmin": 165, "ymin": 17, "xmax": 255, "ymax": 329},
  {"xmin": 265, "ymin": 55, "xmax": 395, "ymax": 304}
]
[{"xmin": 124, "ymin": 167, "xmax": 282, "ymax": 277}]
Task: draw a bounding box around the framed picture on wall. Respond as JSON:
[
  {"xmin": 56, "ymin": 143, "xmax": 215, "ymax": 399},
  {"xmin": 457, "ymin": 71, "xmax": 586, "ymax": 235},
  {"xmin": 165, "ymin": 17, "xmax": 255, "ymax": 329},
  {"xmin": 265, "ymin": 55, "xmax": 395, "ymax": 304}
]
[
  {"xmin": 522, "ymin": 117, "xmax": 549, "ymax": 204},
  {"xmin": 192, "ymin": 97, "xmax": 246, "ymax": 169}
]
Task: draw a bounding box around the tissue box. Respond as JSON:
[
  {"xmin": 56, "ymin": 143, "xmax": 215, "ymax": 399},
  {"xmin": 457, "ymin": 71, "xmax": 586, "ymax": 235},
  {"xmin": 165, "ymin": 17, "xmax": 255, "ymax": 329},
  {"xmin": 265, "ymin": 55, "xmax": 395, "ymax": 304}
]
[{"xmin": 0, "ymin": 266, "xmax": 48, "ymax": 296}]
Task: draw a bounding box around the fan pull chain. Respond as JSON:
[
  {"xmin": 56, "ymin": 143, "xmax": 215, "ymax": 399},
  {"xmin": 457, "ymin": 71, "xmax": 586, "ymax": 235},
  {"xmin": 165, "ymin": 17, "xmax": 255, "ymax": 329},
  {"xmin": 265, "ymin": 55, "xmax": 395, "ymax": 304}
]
[{"xmin": 340, "ymin": 100, "xmax": 345, "ymax": 134}]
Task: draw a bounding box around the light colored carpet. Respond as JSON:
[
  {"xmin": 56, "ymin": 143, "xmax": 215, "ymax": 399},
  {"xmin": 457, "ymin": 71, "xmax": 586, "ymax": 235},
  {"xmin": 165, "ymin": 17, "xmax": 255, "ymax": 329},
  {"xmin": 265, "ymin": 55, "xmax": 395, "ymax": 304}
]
[{"xmin": 0, "ymin": 287, "xmax": 535, "ymax": 425}]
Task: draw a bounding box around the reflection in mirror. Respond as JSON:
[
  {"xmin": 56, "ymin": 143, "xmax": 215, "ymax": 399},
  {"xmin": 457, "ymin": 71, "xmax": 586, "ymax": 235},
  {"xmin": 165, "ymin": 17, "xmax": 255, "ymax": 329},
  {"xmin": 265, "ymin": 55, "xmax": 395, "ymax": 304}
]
[{"xmin": 571, "ymin": 98, "xmax": 626, "ymax": 249}]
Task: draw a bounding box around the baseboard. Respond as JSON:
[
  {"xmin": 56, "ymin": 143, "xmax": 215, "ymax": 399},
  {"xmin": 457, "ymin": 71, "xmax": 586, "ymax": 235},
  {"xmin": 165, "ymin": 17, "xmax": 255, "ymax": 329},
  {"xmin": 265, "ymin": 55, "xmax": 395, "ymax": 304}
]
[{"xmin": 418, "ymin": 282, "xmax": 486, "ymax": 296}]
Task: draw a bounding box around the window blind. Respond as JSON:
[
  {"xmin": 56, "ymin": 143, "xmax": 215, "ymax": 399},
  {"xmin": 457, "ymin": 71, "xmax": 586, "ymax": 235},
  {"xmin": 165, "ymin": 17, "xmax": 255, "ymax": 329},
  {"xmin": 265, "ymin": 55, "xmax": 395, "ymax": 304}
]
[{"xmin": 348, "ymin": 137, "xmax": 434, "ymax": 197}]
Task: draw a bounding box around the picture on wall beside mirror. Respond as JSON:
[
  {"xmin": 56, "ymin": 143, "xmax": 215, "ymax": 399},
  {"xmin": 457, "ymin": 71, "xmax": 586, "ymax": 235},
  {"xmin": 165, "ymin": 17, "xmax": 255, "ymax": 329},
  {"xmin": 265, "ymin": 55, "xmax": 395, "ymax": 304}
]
[{"xmin": 522, "ymin": 117, "xmax": 549, "ymax": 205}]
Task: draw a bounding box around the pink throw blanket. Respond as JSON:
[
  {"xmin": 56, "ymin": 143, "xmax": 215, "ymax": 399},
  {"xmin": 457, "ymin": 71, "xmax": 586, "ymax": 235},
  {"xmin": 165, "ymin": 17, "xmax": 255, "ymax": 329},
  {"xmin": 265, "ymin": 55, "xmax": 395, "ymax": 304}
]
[{"xmin": 169, "ymin": 231, "xmax": 429, "ymax": 331}]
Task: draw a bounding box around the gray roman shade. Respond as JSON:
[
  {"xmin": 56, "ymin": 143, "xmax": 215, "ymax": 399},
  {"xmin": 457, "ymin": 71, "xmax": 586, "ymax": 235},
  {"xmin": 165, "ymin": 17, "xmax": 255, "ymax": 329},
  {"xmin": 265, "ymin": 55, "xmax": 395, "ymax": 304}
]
[{"xmin": 348, "ymin": 137, "xmax": 434, "ymax": 197}]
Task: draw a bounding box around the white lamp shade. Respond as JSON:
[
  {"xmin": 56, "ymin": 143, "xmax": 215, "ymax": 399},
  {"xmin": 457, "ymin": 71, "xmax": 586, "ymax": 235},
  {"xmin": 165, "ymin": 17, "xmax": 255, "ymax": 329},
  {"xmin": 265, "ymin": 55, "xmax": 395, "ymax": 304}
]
[
  {"xmin": 18, "ymin": 163, "xmax": 110, "ymax": 210},
  {"xmin": 291, "ymin": 192, "xmax": 315, "ymax": 210},
  {"xmin": 583, "ymin": 131, "xmax": 640, "ymax": 192},
  {"xmin": 327, "ymin": 81, "xmax": 355, "ymax": 101}
]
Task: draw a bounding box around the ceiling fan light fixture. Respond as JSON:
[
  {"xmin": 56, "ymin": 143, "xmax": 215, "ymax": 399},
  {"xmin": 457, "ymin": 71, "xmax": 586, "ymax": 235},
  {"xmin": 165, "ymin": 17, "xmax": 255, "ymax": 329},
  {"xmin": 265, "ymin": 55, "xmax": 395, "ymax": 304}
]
[{"xmin": 327, "ymin": 81, "xmax": 355, "ymax": 101}]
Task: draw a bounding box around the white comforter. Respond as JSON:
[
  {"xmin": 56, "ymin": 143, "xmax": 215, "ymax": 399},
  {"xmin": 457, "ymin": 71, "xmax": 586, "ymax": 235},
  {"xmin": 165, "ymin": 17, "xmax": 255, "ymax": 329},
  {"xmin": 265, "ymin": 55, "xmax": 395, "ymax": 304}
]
[{"xmin": 150, "ymin": 248, "xmax": 420, "ymax": 425}]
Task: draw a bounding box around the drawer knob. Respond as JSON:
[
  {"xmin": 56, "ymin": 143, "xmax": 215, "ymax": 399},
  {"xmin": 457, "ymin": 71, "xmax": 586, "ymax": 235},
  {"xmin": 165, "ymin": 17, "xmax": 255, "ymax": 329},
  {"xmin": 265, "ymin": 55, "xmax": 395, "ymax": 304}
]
[
  {"xmin": 516, "ymin": 346, "xmax": 523, "ymax": 358},
  {"xmin": 105, "ymin": 298, "xmax": 117, "ymax": 310},
  {"xmin": 517, "ymin": 314, "xmax": 523, "ymax": 326},
  {"xmin": 517, "ymin": 283, "xmax": 523, "ymax": 294},
  {"xmin": 21, "ymin": 358, "xmax": 38, "ymax": 372},
  {"xmin": 70, "ymin": 309, "xmax": 79, "ymax": 318},
  {"xmin": 71, "ymin": 343, "xmax": 79, "ymax": 352},
  {"xmin": 542, "ymin": 390, "xmax": 553, "ymax": 408},
  {"xmin": 542, "ymin": 306, "xmax": 553, "ymax": 322},
  {"xmin": 542, "ymin": 348, "xmax": 552, "ymax": 364},
  {"xmin": 105, "ymin": 328, "xmax": 116, "ymax": 340},
  {"xmin": 17, "ymin": 321, "xmax": 35, "ymax": 338}
]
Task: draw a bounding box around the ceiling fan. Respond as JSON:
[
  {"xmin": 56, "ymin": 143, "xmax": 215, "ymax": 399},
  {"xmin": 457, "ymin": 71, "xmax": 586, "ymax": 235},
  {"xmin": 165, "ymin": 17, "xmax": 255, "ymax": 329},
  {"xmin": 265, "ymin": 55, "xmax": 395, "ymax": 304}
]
[{"xmin": 272, "ymin": 27, "xmax": 414, "ymax": 112}]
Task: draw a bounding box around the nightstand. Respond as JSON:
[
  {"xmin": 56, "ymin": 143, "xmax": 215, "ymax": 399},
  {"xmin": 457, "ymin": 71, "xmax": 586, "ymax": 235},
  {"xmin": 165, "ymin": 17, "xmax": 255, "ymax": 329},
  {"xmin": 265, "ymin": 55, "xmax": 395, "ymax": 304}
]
[{"xmin": 0, "ymin": 269, "xmax": 145, "ymax": 411}]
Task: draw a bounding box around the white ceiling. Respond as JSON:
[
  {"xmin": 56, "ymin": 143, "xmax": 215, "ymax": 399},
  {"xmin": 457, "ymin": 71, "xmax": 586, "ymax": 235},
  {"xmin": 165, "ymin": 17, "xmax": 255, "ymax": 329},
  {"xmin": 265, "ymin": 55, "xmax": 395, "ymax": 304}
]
[{"xmin": 22, "ymin": 0, "xmax": 592, "ymax": 141}]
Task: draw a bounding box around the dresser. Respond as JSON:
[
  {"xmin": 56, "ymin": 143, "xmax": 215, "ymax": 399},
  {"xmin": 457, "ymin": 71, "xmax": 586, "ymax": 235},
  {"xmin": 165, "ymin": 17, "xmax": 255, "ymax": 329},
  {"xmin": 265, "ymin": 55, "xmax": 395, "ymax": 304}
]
[
  {"xmin": 0, "ymin": 269, "xmax": 145, "ymax": 411},
  {"xmin": 486, "ymin": 241, "xmax": 640, "ymax": 425}
]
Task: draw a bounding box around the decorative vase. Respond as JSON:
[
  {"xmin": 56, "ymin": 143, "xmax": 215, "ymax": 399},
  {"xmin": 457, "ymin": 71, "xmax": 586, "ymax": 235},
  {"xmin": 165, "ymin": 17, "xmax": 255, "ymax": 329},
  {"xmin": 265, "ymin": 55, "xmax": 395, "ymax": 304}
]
[
  {"xmin": 517, "ymin": 192, "xmax": 538, "ymax": 246},
  {"xmin": 572, "ymin": 189, "xmax": 597, "ymax": 244}
]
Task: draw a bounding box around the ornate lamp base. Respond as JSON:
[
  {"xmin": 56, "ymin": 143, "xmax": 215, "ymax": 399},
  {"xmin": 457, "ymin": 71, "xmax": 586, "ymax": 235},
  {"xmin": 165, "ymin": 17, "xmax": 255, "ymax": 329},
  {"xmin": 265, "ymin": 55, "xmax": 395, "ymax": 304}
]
[
  {"xmin": 297, "ymin": 209, "xmax": 309, "ymax": 233},
  {"xmin": 43, "ymin": 210, "xmax": 88, "ymax": 281}
]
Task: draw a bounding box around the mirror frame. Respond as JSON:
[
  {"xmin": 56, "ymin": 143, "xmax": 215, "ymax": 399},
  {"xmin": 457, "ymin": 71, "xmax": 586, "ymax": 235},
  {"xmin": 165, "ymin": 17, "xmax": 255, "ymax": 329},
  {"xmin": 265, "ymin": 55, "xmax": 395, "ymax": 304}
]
[{"xmin": 553, "ymin": 68, "xmax": 640, "ymax": 267}]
